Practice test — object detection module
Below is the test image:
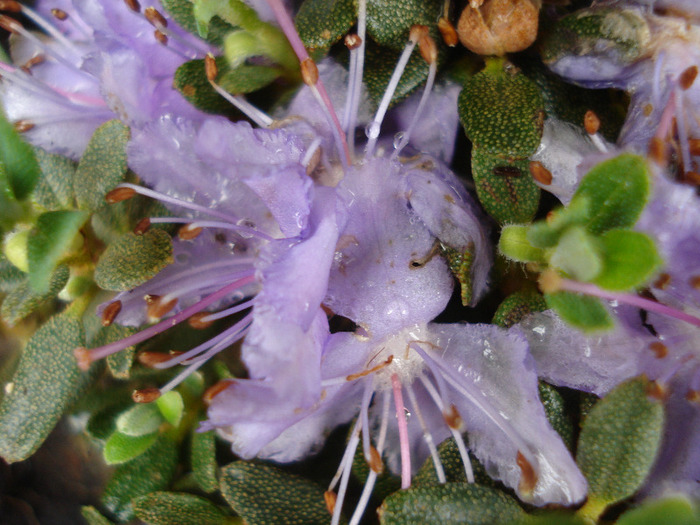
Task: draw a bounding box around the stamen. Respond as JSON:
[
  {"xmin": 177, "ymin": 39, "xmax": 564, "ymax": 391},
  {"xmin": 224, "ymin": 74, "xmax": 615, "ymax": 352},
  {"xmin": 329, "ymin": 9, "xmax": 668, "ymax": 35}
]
[
  {"xmin": 132, "ymin": 387, "xmax": 161, "ymax": 403},
  {"xmin": 405, "ymin": 382, "xmax": 446, "ymax": 483},
  {"xmin": 50, "ymin": 8, "xmax": 67, "ymax": 20},
  {"xmin": 106, "ymin": 186, "xmax": 137, "ymax": 203},
  {"xmin": 204, "ymin": 53, "xmax": 273, "ymax": 129},
  {"xmin": 674, "ymin": 87, "xmax": 692, "ymax": 174},
  {"xmin": 646, "ymin": 379, "xmax": 668, "ymax": 401},
  {"xmin": 145, "ymin": 294, "xmax": 178, "ymax": 320},
  {"xmin": 189, "ymin": 299, "xmax": 254, "ymax": 326},
  {"xmin": 330, "ymin": 422, "xmax": 360, "ymax": 525},
  {"xmin": 188, "ymin": 312, "xmax": 215, "ymax": 329},
  {"xmin": 360, "ymin": 376, "xmax": 375, "ymax": 463},
  {"xmin": 584, "ymin": 110, "xmax": 608, "ymax": 153},
  {"xmin": 13, "ymin": 6, "xmax": 85, "ymax": 64},
  {"xmin": 438, "ymin": 17, "xmax": 458, "ymax": 47},
  {"xmin": 178, "ymin": 223, "xmax": 203, "ymax": 240},
  {"xmin": 529, "ymin": 161, "xmax": 552, "ymax": 185},
  {"xmin": 539, "ymin": 270, "xmax": 700, "ymax": 328},
  {"xmin": 343, "ymin": 0, "xmax": 367, "ymax": 156},
  {"xmin": 391, "ymin": 373, "xmax": 412, "ymax": 490},
  {"xmin": 653, "ymin": 273, "xmax": 671, "ymax": 290},
  {"xmin": 346, "ymin": 355, "xmax": 393, "ymax": 382},
  {"xmin": 655, "ymin": 90, "xmax": 676, "ymax": 141},
  {"xmin": 13, "ymin": 120, "xmax": 35, "ymax": 133},
  {"xmin": 203, "ymin": 379, "xmax": 234, "ymax": 404},
  {"xmin": 154, "ymin": 30, "xmax": 168, "ymax": 46},
  {"xmin": 652, "ymin": 51, "xmax": 665, "ymax": 107},
  {"xmin": 689, "ymin": 139, "xmax": 700, "ymax": 156},
  {"xmin": 123, "ymin": 0, "xmax": 141, "ymax": 13},
  {"xmin": 133, "ymin": 217, "xmax": 151, "ymax": 235},
  {"xmin": 74, "ymin": 275, "xmax": 256, "ymax": 370},
  {"xmin": 138, "ymin": 350, "xmax": 184, "ymax": 367},
  {"xmin": 648, "ymin": 137, "xmax": 668, "ymax": 166},
  {"xmin": 0, "ymin": 1, "xmax": 21, "ymax": 13},
  {"xmin": 101, "ymin": 300, "xmax": 122, "ymax": 327},
  {"xmin": 324, "ymin": 491, "xmax": 337, "ymax": 515},
  {"xmin": 144, "ymin": 6, "xmax": 167, "ymax": 29}
]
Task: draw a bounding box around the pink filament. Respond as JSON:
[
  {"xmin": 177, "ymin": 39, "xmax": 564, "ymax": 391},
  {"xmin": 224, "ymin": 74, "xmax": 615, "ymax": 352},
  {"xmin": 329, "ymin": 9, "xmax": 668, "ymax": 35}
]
[{"xmin": 391, "ymin": 373, "xmax": 411, "ymax": 489}]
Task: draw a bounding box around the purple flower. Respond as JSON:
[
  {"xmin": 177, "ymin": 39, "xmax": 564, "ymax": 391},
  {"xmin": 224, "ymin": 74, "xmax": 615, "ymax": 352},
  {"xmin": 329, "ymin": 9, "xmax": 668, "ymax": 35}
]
[{"xmin": 0, "ymin": 0, "xmax": 211, "ymax": 159}]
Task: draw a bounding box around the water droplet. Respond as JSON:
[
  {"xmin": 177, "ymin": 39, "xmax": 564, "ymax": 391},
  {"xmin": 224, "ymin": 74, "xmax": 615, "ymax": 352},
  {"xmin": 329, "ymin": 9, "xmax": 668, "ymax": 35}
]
[{"xmin": 393, "ymin": 131, "xmax": 408, "ymax": 150}]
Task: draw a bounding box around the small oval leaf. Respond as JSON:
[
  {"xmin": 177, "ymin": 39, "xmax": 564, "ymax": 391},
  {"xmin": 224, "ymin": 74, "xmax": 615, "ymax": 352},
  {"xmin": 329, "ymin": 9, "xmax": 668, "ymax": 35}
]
[
  {"xmin": 133, "ymin": 492, "xmax": 232, "ymax": 525},
  {"xmin": 104, "ymin": 431, "xmax": 160, "ymax": 465},
  {"xmin": 116, "ymin": 403, "xmax": 163, "ymax": 437},
  {"xmin": 544, "ymin": 291, "xmax": 614, "ymax": 332}
]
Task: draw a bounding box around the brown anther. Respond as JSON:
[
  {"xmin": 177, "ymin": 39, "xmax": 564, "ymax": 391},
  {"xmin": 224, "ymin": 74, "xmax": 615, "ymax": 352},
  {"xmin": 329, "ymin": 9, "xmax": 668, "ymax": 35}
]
[
  {"xmin": 418, "ymin": 34, "xmax": 438, "ymax": 65},
  {"xmin": 204, "ymin": 53, "xmax": 218, "ymax": 82},
  {"xmin": 101, "ymin": 301, "xmax": 122, "ymax": 327},
  {"xmin": 138, "ymin": 351, "xmax": 182, "ymax": 367},
  {"xmin": 649, "ymin": 341, "xmax": 668, "ymax": 359},
  {"xmin": 516, "ymin": 451, "xmax": 537, "ymax": 495},
  {"xmin": 13, "ymin": 120, "xmax": 35, "ymax": 133},
  {"xmin": 188, "ymin": 311, "xmax": 214, "ymax": 329},
  {"xmin": 689, "ymin": 139, "xmax": 700, "ymax": 156},
  {"xmin": 147, "ymin": 295, "xmax": 178, "ymax": 319},
  {"xmin": 144, "ymin": 6, "xmax": 167, "ymax": 28},
  {"xmin": 324, "ymin": 491, "xmax": 337, "ymax": 515},
  {"xmin": 344, "ymin": 33, "xmax": 362, "ymax": 50},
  {"xmin": 679, "ymin": 65, "xmax": 698, "ymax": 90},
  {"xmin": 690, "ymin": 275, "xmax": 700, "ymax": 290},
  {"xmin": 648, "ymin": 137, "xmax": 667, "ymax": 165},
  {"xmin": 653, "ymin": 272, "xmax": 671, "ymax": 290},
  {"xmin": 74, "ymin": 347, "xmax": 92, "ymax": 371},
  {"xmin": 438, "ymin": 17, "xmax": 458, "ymax": 47},
  {"xmin": 144, "ymin": 293, "xmax": 159, "ymax": 304},
  {"xmin": 0, "ymin": 1, "xmax": 21, "ymax": 13},
  {"xmin": 368, "ymin": 445, "xmax": 384, "ymax": 474},
  {"xmin": 0, "ymin": 14, "xmax": 22, "ymax": 34},
  {"xmin": 545, "ymin": 210, "xmax": 557, "ymax": 224},
  {"xmin": 346, "ymin": 355, "xmax": 394, "ymax": 382},
  {"xmin": 538, "ymin": 270, "xmax": 562, "ymax": 294},
  {"xmin": 203, "ymin": 380, "xmax": 234, "ymax": 404},
  {"xmin": 133, "ymin": 217, "xmax": 151, "ymax": 235},
  {"xmin": 22, "ymin": 55, "xmax": 46, "ymax": 69},
  {"xmin": 132, "ymin": 387, "xmax": 162, "ymax": 403},
  {"xmin": 529, "ymin": 161, "xmax": 552, "ymax": 185},
  {"xmin": 50, "ymin": 8, "xmax": 68, "ymax": 20},
  {"xmin": 409, "ymin": 24, "xmax": 429, "ymax": 44},
  {"xmin": 300, "ymin": 58, "xmax": 319, "ymax": 86},
  {"xmin": 643, "ymin": 103, "xmax": 653, "ymax": 117},
  {"xmin": 646, "ymin": 380, "xmax": 668, "ymax": 401},
  {"xmin": 584, "ymin": 110, "xmax": 601, "ymax": 135},
  {"xmin": 685, "ymin": 172, "xmax": 700, "ymax": 186},
  {"xmin": 178, "ymin": 223, "xmax": 203, "ymax": 240},
  {"xmin": 154, "ymin": 29, "xmax": 168, "ymax": 45},
  {"xmin": 306, "ymin": 145, "xmax": 322, "ymax": 177},
  {"xmin": 105, "ymin": 186, "xmax": 136, "ymax": 203},
  {"xmin": 443, "ymin": 404, "xmax": 463, "ymax": 430},
  {"xmin": 123, "ymin": 0, "xmax": 141, "ymax": 13},
  {"xmin": 686, "ymin": 390, "xmax": 700, "ymax": 403}
]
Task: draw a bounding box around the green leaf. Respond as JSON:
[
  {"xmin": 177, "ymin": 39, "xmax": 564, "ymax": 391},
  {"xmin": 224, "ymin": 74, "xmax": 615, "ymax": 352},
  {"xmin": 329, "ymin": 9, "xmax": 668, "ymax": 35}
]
[
  {"xmin": 413, "ymin": 439, "xmax": 495, "ymax": 489},
  {"xmin": 470, "ymin": 149, "xmax": 540, "ymax": 224},
  {"xmin": 441, "ymin": 244, "xmax": 476, "ymax": 306},
  {"xmin": 87, "ymin": 396, "xmax": 134, "ymax": 442},
  {"xmin": 366, "ymin": 0, "xmax": 442, "ymax": 50},
  {"xmin": 0, "ymin": 312, "xmax": 94, "ymax": 462},
  {"xmin": 92, "ymin": 194, "xmax": 172, "ymax": 245},
  {"xmin": 94, "ymin": 229, "xmax": 173, "ymax": 291},
  {"xmin": 27, "ymin": 209, "xmax": 89, "ymax": 292},
  {"xmin": 576, "ymin": 377, "xmax": 665, "ymax": 522},
  {"xmin": 81, "ymin": 506, "xmax": 115, "ymax": 525},
  {"xmin": 527, "ymin": 197, "xmax": 590, "ymax": 249},
  {"xmin": 1, "ymin": 264, "xmax": 69, "ymax": 325},
  {"xmin": 616, "ymin": 496, "xmax": 700, "ymax": 525},
  {"xmin": 174, "ymin": 57, "xmax": 244, "ymax": 116},
  {"xmin": 104, "ymin": 430, "xmax": 160, "ymax": 465},
  {"xmin": 102, "ymin": 435, "xmax": 178, "ymax": 522},
  {"xmin": 191, "ymin": 426, "xmax": 219, "ymax": 493},
  {"xmin": 363, "ymin": 41, "xmax": 429, "ymax": 108},
  {"xmin": 296, "ymin": 0, "xmax": 355, "ymax": 52},
  {"xmin": 539, "ymin": 382, "xmax": 575, "ymax": 450},
  {"xmin": 116, "ymin": 403, "xmax": 164, "ymax": 437},
  {"xmin": 499, "ymin": 225, "xmax": 546, "ymax": 263},
  {"xmin": 156, "ymin": 390, "xmax": 184, "ymax": 427},
  {"xmin": 0, "ymin": 109, "xmax": 40, "ymax": 200},
  {"xmin": 459, "ymin": 66, "xmax": 545, "ymax": 158},
  {"xmin": 133, "ymin": 492, "xmax": 233, "ymax": 525},
  {"xmin": 571, "ymin": 153, "xmax": 651, "ymax": 234},
  {"xmin": 220, "ymin": 462, "xmax": 329, "ymax": 525},
  {"xmin": 549, "ymin": 226, "xmax": 602, "ymax": 282},
  {"xmin": 89, "ymin": 323, "xmax": 137, "ymax": 380},
  {"xmin": 161, "ymin": 0, "xmax": 235, "ymax": 45},
  {"xmin": 0, "ymin": 252, "xmax": 25, "ymax": 292},
  {"xmin": 218, "ymin": 63, "xmax": 283, "ymax": 95},
  {"xmin": 33, "ymin": 148, "xmax": 76, "ymax": 210},
  {"xmin": 492, "ymin": 289, "xmax": 547, "ymax": 328},
  {"xmin": 379, "ymin": 483, "xmax": 526, "ymax": 525},
  {"xmin": 545, "ymin": 291, "xmax": 614, "ymax": 332},
  {"xmin": 593, "ymin": 229, "xmax": 661, "ymax": 291},
  {"xmin": 75, "ymin": 120, "xmax": 130, "ymax": 212}
]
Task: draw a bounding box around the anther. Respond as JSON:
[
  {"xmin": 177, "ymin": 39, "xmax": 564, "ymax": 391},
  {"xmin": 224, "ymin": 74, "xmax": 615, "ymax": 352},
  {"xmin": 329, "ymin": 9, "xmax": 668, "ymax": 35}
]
[
  {"xmin": 679, "ymin": 65, "xmax": 698, "ymax": 90},
  {"xmin": 74, "ymin": 347, "xmax": 93, "ymax": 371},
  {"xmin": 106, "ymin": 186, "xmax": 137, "ymax": 203},
  {"xmin": 22, "ymin": 55, "xmax": 46, "ymax": 69},
  {"xmin": 368, "ymin": 445, "xmax": 384, "ymax": 474},
  {"xmin": 529, "ymin": 161, "xmax": 552, "ymax": 185},
  {"xmin": 101, "ymin": 301, "xmax": 122, "ymax": 327},
  {"xmin": 178, "ymin": 223, "xmax": 203, "ymax": 240},
  {"xmin": 144, "ymin": 6, "xmax": 167, "ymax": 28},
  {"xmin": 653, "ymin": 273, "xmax": 671, "ymax": 289},
  {"xmin": 13, "ymin": 120, "xmax": 35, "ymax": 133},
  {"xmin": 689, "ymin": 139, "xmax": 700, "ymax": 156},
  {"xmin": 584, "ymin": 110, "xmax": 601, "ymax": 135},
  {"xmin": 438, "ymin": 17, "xmax": 458, "ymax": 47},
  {"xmin": 684, "ymin": 172, "xmax": 700, "ymax": 186},
  {"xmin": 324, "ymin": 491, "xmax": 337, "ymax": 515},
  {"xmin": 188, "ymin": 312, "xmax": 215, "ymax": 329},
  {"xmin": 538, "ymin": 270, "xmax": 562, "ymax": 294},
  {"xmin": 646, "ymin": 380, "xmax": 668, "ymax": 401},
  {"xmin": 50, "ymin": 8, "xmax": 68, "ymax": 20},
  {"xmin": 138, "ymin": 351, "xmax": 183, "ymax": 367},
  {"xmin": 516, "ymin": 451, "xmax": 537, "ymax": 495},
  {"xmin": 146, "ymin": 295, "xmax": 178, "ymax": 320},
  {"xmin": 409, "ymin": 24, "xmax": 429, "ymax": 44},
  {"xmin": 344, "ymin": 33, "xmax": 362, "ymax": 50},
  {"xmin": 300, "ymin": 58, "xmax": 319, "ymax": 86},
  {"xmin": 346, "ymin": 356, "xmax": 394, "ymax": 382},
  {"xmin": 443, "ymin": 404, "xmax": 463, "ymax": 430},
  {"xmin": 133, "ymin": 217, "xmax": 151, "ymax": 235},
  {"xmin": 0, "ymin": 14, "xmax": 22, "ymax": 34},
  {"xmin": 0, "ymin": 1, "xmax": 22, "ymax": 13},
  {"xmin": 204, "ymin": 53, "xmax": 218, "ymax": 82},
  {"xmin": 154, "ymin": 29, "xmax": 168, "ymax": 45},
  {"xmin": 648, "ymin": 137, "xmax": 667, "ymax": 165},
  {"xmin": 418, "ymin": 33, "xmax": 438, "ymax": 65},
  {"xmin": 203, "ymin": 380, "xmax": 233, "ymax": 404},
  {"xmin": 686, "ymin": 390, "xmax": 700, "ymax": 403},
  {"xmin": 132, "ymin": 387, "xmax": 162, "ymax": 403},
  {"xmin": 690, "ymin": 276, "xmax": 700, "ymax": 290},
  {"xmin": 649, "ymin": 341, "xmax": 668, "ymax": 359},
  {"xmin": 123, "ymin": 0, "xmax": 141, "ymax": 13}
]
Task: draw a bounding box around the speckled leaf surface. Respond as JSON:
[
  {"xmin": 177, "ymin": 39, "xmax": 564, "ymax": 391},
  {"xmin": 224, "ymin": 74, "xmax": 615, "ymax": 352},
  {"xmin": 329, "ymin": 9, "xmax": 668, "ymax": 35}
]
[
  {"xmin": 192, "ymin": 426, "xmax": 220, "ymax": 493},
  {"xmin": 0, "ymin": 108, "xmax": 39, "ymax": 201},
  {"xmin": 33, "ymin": 148, "xmax": 76, "ymax": 210},
  {"xmin": 1, "ymin": 264, "xmax": 69, "ymax": 325},
  {"xmin": 366, "ymin": 0, "xmax": 442, "ymax": 50},
  {"xmin": 133, "ymin": 492, "xmax": 232, "ymax": 525},
  {"xmin": 296, "ymin": 0, "xmax": 355, "ymax": 51}
]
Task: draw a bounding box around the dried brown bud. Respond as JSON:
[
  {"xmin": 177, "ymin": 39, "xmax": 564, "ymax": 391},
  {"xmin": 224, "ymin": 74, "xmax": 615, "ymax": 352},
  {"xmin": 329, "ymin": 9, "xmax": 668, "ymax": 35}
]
[
  {"xmin": 529, "ymin": 161, "xmax": 552, "ymax": 185},
  {"xmin": 438, "ymin": 17, "xmax": 458, "ymax": 47},
  {"xmin": 101, "ymin": 301, "xmax": 122, "ymax": 327},
  {"xmin": 133, "ymin": 387, "xmax": 162, "ymax": 403},
  {"xmin": 105, "ymin": 186, "xmax": 136, "ymax": 203},
  {"xmin": 457, "ymin": 0, "xmax": 539, "ymax": 56}
]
